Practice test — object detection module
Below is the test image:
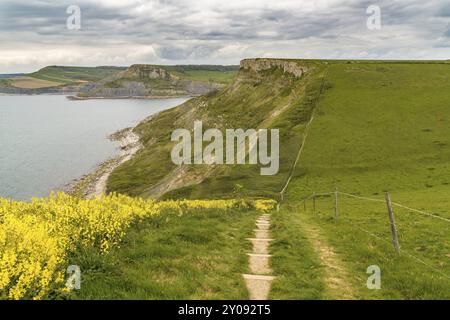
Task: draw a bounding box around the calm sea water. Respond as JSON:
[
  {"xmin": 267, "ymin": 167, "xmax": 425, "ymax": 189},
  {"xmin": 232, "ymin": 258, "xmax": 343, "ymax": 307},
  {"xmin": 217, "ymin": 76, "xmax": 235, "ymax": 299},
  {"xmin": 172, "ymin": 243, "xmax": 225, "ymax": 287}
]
[{"xmin": 0, "ymin": 95, "xmax": 188, "ymax": 201}]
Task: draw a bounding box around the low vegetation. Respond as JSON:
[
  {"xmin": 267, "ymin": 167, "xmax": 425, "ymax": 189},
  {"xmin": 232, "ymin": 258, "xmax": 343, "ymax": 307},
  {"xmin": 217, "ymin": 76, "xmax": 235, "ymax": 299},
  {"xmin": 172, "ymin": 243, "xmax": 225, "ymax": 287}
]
[
  {"xmin": 29, "ymin": 66, "xmax": 127, "ymax": 85},
  {"xmin": 0, "ymin": 66, "xmax": 126, "ymax": 90},
  {"xmin": 72, "ymin": 205, "xmax": 260, "ymax": 300},
  {"xmin": 0, "ymin": 193, "xmax": 275, "ymax": 300},
  {"xmin": 275, "ymin": 62, "xmax": 450, "ymax": 299}
]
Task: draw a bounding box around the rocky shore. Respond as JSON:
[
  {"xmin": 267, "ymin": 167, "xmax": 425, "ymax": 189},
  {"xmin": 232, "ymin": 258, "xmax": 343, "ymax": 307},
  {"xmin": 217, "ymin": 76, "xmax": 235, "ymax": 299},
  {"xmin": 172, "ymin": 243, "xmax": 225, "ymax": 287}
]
[{"xmin": 67, "ymin": 127, "xmax": 141, "ymax": 198}]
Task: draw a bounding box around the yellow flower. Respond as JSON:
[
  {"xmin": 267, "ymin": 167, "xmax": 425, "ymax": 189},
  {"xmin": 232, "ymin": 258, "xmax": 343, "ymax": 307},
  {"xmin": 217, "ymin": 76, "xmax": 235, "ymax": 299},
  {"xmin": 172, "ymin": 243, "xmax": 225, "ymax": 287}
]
[{"xmin": 0, "ymin": 192, "xmax": 275, "ymax": 299}]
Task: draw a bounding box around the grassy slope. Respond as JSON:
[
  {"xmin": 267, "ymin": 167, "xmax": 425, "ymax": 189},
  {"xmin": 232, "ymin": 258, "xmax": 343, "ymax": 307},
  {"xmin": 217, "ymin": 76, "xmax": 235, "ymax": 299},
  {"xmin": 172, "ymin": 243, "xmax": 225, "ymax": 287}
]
[
  {"xmin": 0, "ymin": 78, "xmax": 11, "ymax": 86},
  {"xmin": 29, "ymin": 66, "xmax": 126, "ymax": 85},
  {"xmin": 72, "ymin": 208, "xmax": 258, "ymax": 300},
  {"xmin": 92, "ymin": 60, "xmax": 450, "ymax": 300},
  {"xmin": 167, "ymin": 65, "xmax": 239, "ymax": 85},
  {"xmin": 0, "ymin": 66, "xmax": 126, "ymax": 89},
  {"xmin": 172, "ymin": 70, "xmax": 238, "ymax": 85},
  {"xmin": 278, "ymin": 62, "xmax": 450, "ymax": 299},
  {"xmin": 107, "ymin": 62, "xmax": 328, "ymax": 200}
]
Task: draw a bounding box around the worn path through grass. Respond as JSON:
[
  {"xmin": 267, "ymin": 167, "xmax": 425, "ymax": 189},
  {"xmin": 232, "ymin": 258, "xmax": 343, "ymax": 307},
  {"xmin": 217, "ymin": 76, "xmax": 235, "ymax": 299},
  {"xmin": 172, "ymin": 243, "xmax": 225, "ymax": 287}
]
[{"xmin": 72, "ymin": 208, "xmax": 259, "ymax": 300}]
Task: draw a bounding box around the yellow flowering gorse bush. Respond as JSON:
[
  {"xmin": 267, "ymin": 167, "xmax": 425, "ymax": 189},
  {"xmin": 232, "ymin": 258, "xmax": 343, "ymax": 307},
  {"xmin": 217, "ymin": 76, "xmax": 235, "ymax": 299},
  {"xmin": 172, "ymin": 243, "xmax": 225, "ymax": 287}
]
[{"xmin": 0, "ymin": 193, "xmax": 276, "ymax": 300}]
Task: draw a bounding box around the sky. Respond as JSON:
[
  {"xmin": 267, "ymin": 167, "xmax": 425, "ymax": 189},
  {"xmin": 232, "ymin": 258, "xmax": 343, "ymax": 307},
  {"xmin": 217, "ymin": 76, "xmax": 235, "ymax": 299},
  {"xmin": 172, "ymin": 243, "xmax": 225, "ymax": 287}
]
[{"xmin": 0, "ymin": 0, "xmax": 449, "ymax": 73}]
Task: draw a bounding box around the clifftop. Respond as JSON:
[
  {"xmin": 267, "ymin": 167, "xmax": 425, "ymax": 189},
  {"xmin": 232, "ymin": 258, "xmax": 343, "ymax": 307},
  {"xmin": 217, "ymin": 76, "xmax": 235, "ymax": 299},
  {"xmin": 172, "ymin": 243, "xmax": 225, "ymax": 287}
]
[
  {"xmin": 78, "ymin": 64, "xmax": 239, "ymax": 98},
  {"xmin": 240, "ymin": 58, "xmax": 308, "ymax": 78}
]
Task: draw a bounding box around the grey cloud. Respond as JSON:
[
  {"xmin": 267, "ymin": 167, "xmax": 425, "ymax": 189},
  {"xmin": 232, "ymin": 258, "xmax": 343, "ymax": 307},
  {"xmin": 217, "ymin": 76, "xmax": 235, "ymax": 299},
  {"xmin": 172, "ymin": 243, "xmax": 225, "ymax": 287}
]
[
  {"xmin": 157, "ymin": 44, "xmax": 219, "ymax": 60},
  {"xmin": 1, "ymin": 0, "xmax": 450, "ymax": 73}
]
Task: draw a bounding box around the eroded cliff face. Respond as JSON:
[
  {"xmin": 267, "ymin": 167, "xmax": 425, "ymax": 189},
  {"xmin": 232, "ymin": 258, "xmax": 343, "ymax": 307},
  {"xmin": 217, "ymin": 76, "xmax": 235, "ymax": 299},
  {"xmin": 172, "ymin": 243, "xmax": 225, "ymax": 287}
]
[
  {"xmin": 108, "ymin": 58, "xmax": 324, "ymax": 199},
  {"xmin": 240, "ymin": 58, "xmax": 308, "ymax": 78},
  {"xmin": 120, "ymin": 65, "xmax": 178, "ymax": 81}
]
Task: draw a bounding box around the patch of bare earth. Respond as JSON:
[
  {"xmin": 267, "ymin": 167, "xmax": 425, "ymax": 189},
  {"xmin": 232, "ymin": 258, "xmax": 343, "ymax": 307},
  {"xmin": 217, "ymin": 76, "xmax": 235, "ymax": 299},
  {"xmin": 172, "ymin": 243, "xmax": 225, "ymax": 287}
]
[
  {"xmin": 300, "ymin": 218, "xmax": 355, "ymax": 300},
  {"xmin": 11, "ymin": 76, "xmax": 61, "ymax": 89}
]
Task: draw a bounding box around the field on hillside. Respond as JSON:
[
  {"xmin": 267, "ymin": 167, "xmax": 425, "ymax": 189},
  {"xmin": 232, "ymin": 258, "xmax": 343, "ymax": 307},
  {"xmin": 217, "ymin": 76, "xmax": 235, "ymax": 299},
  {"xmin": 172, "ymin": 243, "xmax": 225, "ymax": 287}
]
[
  {"xmin": 279, "ymin": 62, "xmax": 450, "ymax": 299},
  {"xmin": 0, "ymin": 66, "xmax": 126, "ymax": 89},
  {"xmin": 29, "ymin": 66, "xmax": 126, "ymax": 85},
  {"xmin": 7, "ymin": 76, "xmax": 62, "ymax": 89}
]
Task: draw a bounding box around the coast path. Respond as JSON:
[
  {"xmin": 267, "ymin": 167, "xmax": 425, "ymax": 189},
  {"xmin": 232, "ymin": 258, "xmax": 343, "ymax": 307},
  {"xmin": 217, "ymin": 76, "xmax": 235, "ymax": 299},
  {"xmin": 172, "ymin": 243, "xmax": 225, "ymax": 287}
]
[{"xmin": 243, "ymin": 213, "xmax": 276, "ymax": 300}]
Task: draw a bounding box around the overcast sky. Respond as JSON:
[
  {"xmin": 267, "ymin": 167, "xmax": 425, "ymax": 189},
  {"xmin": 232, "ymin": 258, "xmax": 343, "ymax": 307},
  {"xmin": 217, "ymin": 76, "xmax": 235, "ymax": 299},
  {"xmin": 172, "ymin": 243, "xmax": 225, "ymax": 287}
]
[{"xmin": 0, "ymin": 0, "xmax": 449, "ymax": 73}]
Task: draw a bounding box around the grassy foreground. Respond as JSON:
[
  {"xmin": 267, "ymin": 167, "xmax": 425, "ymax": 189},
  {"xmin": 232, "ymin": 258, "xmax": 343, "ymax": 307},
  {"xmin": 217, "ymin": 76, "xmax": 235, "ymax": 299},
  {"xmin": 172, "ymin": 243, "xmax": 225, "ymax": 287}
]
[
  {"xmin": 0, "ymin": 193, "xmax": 275, "ymax": 300},
  {"xmin": 72, "ymin": 208, "xmax": 259, "ymax": 300},
  {"xmin": 29, "ymin": 66, "xmax": 127, "ymax": 85}
]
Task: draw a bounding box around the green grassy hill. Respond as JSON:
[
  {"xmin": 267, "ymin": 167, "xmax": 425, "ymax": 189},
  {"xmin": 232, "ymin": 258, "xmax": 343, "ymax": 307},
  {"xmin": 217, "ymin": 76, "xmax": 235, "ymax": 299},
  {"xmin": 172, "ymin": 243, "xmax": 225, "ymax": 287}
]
[
  {"xmin": 0, "ymin": 66, "xmax": 126, "ymax": 90},
  {"xmin": 105, "ymin": 59, "xmax": 450, "ymax": 299},
  {"xmin": 107, "ymin": 59, "xmax": 328, "ymax": 198},
  {"xmin": 276, "ymin": 62, "xmax": 450, "ymax": 299},
  {"xmin": 29, "ymin": 66, "xmax": 127, "ymax": 85}
]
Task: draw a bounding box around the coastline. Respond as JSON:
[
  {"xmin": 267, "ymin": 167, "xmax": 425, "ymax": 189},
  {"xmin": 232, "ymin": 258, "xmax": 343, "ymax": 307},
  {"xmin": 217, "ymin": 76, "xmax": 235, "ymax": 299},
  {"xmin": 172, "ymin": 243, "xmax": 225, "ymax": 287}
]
[
  {"xmin": 67, "ymin": 127, "xmax": 142, "ymax": 198},
  {"xmin": 1, "ymin": 93, "xmax": 188, "ymax": 199},
  {"xmin": 0, "ymin": 92, "xmax": 78, "ymax": 96},
  {"xmin": 67, "ymin": 95, "xmax": 193, "ymax": 101},
  {"xmin": 66, "ymin": 110, "xmax": 165, "ymax": 199},
  {"xmin": 0, "ymin": 92, "xmax": 192, "ymax": 99}
]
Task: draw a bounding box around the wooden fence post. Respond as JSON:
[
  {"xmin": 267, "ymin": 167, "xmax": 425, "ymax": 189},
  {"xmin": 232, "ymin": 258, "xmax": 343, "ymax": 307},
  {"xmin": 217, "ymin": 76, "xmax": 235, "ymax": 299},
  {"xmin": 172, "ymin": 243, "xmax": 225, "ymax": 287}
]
[
  {"xmin": 313, "ymin": 193, "xmax": 316, "ymax": 215},
  {"xmin": 277, "ymin": 192, "xmax": 283, "ymax": 212},
  {"xmin": 334, "ymin": 187, "xmax": 339, "ymax": 219},
  {"xmin": 385, "ymin": 192, "xmax": 401, "ymax": 255}
]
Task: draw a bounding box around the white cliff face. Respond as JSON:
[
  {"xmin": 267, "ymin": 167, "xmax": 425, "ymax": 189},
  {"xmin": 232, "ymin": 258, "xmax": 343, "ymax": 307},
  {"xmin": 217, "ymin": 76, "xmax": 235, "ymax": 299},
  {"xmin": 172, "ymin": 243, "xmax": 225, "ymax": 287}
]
[
  {"xmin": 124, "ymin": 65, "xmax": 178, "ymax": 81},
  {"xmin": 240, "ymin": 59, "xmax": 308, "ymax": 78}
]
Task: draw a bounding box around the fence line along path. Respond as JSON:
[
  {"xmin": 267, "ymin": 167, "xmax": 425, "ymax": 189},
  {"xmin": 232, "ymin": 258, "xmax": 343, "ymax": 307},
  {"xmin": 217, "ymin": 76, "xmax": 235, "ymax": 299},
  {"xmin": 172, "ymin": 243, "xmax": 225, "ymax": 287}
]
[{"xmin": 303, "ymin": 189, "xmax": 450, "ymax": 280}]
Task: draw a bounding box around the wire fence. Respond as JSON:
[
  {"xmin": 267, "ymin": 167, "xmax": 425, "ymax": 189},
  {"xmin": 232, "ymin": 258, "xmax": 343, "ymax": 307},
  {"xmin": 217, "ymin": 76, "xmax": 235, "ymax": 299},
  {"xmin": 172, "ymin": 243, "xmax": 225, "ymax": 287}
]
[{"xmin": 300, "ymin": 190, "xmax": 450, "ymax": 281}]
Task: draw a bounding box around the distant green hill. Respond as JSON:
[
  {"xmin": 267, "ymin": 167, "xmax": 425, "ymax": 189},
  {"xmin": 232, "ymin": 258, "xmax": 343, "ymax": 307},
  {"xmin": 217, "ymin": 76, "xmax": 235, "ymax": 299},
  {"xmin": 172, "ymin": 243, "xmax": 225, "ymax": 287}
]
[
  {"xmin": 28, "ymin": 66, "xmax": 126, "ymax": 84},
  {"xmin": 105, "ymin": 58, "xmax": 450, "ymax": 299},
  {"xmin": 0, "ymin": 73, "xmax": 24, "ymax": 79},
  {"xmin": 107, "ymin": 59, "xmax": 450, "ymax": 201},
  {"xmin": 29, "ymin": 66, "xmax": 127, "ymax": 85},
  {"xmin": 162, "ymin": 65, "xmax": 240, "ymax": 84},
  {"xmin": 0, "ymin": 66, "xmax": 126, "ymax": 92},
  {"xmin": 278, "ymin": 61, "xmax": 450, "ymax": 300}
]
